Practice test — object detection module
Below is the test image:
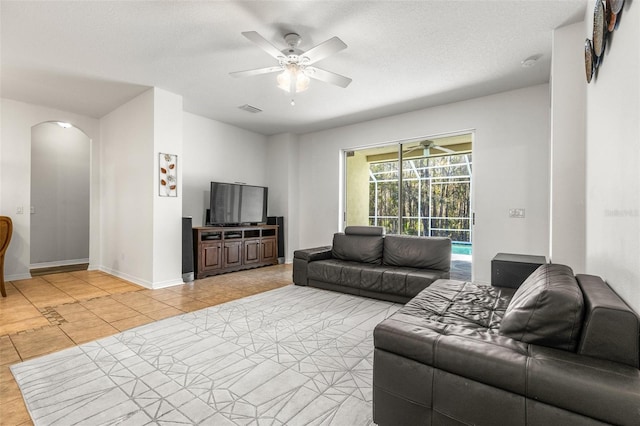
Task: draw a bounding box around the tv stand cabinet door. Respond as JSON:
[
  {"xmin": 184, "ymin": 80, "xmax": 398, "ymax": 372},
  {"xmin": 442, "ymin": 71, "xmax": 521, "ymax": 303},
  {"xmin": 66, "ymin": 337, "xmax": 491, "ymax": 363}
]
[
  {"xmin": 224, "ymin": 241, "xmax": 243, "ymax": 268},
  {"xmin": 199, "ymin": 242, "xmax": 222, "ymax": 275},
  {"xmin": 261, "ymin": 237, "xmax": 277, "ymax": 263},
  {"xmin": 244, "ymin": 239, "xmax": 260, "ymax": 264}
]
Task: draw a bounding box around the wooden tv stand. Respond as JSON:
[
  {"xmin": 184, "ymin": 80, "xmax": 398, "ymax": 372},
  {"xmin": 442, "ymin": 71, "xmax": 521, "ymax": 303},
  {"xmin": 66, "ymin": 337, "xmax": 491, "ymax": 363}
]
[{"xmin": 193, "ymin": 225, "xmax": 278, "ymax": 279}]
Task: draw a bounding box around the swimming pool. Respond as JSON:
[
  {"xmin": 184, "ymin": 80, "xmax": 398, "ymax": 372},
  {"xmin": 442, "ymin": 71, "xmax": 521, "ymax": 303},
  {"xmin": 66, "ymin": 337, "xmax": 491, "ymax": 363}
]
[{"xmin": 452, "ymin": 242, "xmax": 472, "ymax": 256}]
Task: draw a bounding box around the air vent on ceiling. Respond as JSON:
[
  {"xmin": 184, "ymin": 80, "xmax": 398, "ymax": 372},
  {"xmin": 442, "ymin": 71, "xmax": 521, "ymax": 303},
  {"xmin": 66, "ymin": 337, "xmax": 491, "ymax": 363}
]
[{"xmin": 238, "ymin": 104, "xmax": 263, "ymax": 114}]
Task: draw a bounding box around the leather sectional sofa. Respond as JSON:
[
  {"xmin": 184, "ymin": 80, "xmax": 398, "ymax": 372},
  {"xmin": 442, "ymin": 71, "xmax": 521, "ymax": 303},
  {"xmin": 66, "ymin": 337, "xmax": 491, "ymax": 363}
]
[
  {"xmin": 293, "ymin": 226, "xmax": 451, "ymax": 303},
  {"xmin": 373, "ymin": 263, "xmax": 640, "ymax": 425}
]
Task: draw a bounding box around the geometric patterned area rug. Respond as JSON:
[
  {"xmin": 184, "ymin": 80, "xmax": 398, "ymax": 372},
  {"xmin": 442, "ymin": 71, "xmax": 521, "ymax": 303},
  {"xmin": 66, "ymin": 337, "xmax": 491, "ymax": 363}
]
[{"xmin": 11, "ymin": 285, "xmax": 400, "ymax": 425}]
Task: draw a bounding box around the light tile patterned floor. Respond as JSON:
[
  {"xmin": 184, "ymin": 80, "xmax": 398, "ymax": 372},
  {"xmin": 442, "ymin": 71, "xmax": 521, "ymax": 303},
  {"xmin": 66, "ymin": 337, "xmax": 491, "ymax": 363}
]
[{"xmin": 0, "ymin": 265, "xmax": 292, "ymax": 426}]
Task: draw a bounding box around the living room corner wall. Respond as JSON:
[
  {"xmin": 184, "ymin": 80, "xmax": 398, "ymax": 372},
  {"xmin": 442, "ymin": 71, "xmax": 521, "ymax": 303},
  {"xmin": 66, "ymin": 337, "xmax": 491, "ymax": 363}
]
[
  {"xmin": 296, "ymin": 85, "xmax": 551, "ymax": 284},
  {"xmin": 100, "ymin": 89, "xmax": 155, "ymax": 286},
  {"xmin": 182, "ymin": 112, "xmax": 268, "ymax": 227},
  {"xmin": 100, "ymin": 88, "xmax": 185, "ymax": 289},
  {"xmin": 550, "ymin": 22, "xmax": 586, "ymax": 273},
  {"xmin": 0, "ymin": 98, "xmax": 100, "ymax": 280},
  {"xmin": 266, "ymin": 133, "xmax": 300, "ymax": 263},
  {"xmin": 151, "ymin": 88, "xmax": 184, "ymax": 288},
  {"xmin": 584, "ymin": 2, "xmax": 640, "ymax": 312}
]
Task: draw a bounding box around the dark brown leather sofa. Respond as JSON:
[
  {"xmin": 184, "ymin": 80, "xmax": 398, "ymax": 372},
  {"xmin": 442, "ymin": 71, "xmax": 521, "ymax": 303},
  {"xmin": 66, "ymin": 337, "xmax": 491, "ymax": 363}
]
[
  {"xmin": 373, "ymin": 263, "xmax": 640, "ymax": 425},
  {"xmin": 293, "ymin": 226, "xmax": 451, "ymax": 303}
]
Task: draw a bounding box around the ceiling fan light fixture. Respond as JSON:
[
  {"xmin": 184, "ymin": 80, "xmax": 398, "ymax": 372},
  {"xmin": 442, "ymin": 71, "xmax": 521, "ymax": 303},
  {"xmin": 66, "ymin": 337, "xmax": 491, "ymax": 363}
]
[
  {"xmin": 296, "ymin": 72, "xmax": 310, "ymax": 92},
  {"xmin": 277, "ymin": 64, "xmax": 310, "ymax": 93}
]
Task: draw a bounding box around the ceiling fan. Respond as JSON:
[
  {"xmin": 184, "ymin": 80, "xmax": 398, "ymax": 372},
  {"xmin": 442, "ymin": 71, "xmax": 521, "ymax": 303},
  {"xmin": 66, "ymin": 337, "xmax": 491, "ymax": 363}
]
[
  {"xmin": 404, "ymin": 140, "xmax": 456, "ymax": 157},
  {"xmin": 229, "ymin": 31, "xmax": 352, "ymax": 96}
]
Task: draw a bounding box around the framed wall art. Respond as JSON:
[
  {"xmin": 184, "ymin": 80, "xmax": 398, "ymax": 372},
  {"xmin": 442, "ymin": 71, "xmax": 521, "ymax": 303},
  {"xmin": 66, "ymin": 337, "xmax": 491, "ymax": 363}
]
[{"xmin": 159, "ymin": 152, "xmax": 177, "ymax": 197}]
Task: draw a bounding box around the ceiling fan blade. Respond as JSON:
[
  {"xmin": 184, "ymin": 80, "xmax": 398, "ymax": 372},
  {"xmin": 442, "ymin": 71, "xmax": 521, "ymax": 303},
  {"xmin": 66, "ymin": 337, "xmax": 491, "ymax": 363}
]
[
  {"xmin": 433, "ymin": 145, "xmax": 456, "ymax": 154},
  {"xmin": 303, "ymin": 37, "xmax": 347, "ymax": 64},
  {"xmin": 241, "ymin": 31, "xmax": 284, "ymax": 60},
  {"xmin": 402, "ymin": 146, "xmax": 422, "ymax": 155},
  {"xmin": 229, "ymin": 66, "xmax": 282, "ymax": 78},
  {"xmin": 306, "ymin": 67, "xmax": 352, "ymax": 88}
]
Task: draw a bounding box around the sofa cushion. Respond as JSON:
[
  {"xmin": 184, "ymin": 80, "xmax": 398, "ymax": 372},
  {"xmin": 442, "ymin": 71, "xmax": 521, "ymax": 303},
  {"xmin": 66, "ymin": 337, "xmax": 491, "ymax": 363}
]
[
  {"xmin": 374, "ymin": 279, "xmax": 521, "ymax": 363},
  {"xmin": 307, "ymin": 259, "xmax": 344, "ymax": 284},
  {"xmin": 500, "ymin": 264, "xmax": 584, "ymax": 351},
  {"xmin": 332, "ymin": 233, "xmax": 383, "ymax": 264},
  {"xmin": 380, "ymin": 267, "xmax": 416, "ymax": 296},
  {"xmin": 405, "ymin": 270, "xmax": 451, "ymax": 297},
  {"xmin": 360, "ymin": 264, "xmax": 392, "ymax": 293},
  {"xmin": 339, "ymin": 262, "xmax": 364, "ymax": 289},
  {"xmin": 382, "ymin": 235, "xmax": 451, "ymax": 271}
]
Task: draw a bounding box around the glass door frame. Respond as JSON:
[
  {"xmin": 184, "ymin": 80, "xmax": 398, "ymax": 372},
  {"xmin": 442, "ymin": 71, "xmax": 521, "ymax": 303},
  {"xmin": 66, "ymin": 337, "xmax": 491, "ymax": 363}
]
[{"xmin": 342, "ymin": 130, "xmax": 475, "ymax": 259}]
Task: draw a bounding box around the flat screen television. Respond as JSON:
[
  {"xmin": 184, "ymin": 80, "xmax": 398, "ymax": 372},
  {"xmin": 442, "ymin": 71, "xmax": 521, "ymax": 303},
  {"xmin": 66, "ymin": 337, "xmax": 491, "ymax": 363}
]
[{"xmin": 209, "ymin": 182, "xmax": 268, "ymax": 226}]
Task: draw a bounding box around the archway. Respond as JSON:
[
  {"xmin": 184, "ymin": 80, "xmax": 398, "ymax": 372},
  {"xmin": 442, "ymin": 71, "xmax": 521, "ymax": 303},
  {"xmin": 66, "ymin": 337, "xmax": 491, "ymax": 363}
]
[{"xmin": 30, "ymin": 121, "xmax": 91, "ymax": 272}]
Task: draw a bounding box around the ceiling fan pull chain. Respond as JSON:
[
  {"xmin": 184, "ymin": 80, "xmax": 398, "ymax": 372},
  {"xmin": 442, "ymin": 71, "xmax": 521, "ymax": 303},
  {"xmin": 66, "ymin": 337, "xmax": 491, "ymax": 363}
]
[{"xmin": 289, "ymin": 71, "xmax": 296, "ymax": 105}]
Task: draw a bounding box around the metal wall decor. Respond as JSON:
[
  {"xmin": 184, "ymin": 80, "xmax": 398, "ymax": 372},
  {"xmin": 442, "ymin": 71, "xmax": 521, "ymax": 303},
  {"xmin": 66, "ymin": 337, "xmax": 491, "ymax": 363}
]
[
  {"xmin": 585, "ymin": 39, "xmax": 595, "ymax": 83},
  {"xmin": 159, "ymin": 152, "xmax": 177, "ymax": 197},
  {"xmin": 585, "ymin": 0, "xmax": 625, "ymax": 83}
]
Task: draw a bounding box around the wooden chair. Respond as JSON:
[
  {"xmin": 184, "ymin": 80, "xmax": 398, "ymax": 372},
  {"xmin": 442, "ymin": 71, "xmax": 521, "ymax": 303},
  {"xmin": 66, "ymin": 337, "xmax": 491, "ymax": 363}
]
[{"xmin": 0, "ymin": 216, "xmax": 13, "ymax": 297}]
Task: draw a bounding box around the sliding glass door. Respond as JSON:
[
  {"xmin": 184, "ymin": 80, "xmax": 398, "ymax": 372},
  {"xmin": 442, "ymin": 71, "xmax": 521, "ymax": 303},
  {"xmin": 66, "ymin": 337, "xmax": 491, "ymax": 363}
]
[{"xmin": 345, "ymin": 134, "xmax": 473, "ymax": 243}]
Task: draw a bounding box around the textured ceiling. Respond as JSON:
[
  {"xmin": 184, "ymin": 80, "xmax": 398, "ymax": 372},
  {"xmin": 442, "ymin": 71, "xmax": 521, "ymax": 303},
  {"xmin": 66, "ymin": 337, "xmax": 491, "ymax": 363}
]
[{"xmin": 1, "ymin": 1, "xmax": 587, "ymax": 136}]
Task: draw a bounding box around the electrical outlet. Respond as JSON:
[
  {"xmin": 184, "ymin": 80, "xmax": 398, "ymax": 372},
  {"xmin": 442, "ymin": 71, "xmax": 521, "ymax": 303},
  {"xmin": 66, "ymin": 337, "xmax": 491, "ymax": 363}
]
[{"xmin": 509, "ymin": 208, "xmax": 525, "ymax": 218}]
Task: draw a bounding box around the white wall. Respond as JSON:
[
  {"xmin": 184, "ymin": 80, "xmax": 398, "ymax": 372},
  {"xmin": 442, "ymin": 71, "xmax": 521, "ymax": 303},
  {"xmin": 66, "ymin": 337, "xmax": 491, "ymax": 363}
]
[
  {"xmin": 152, "ymin": 88, "xmax": 184, "ymax": 287},
  {"xmin": 295, "ymin": 85, "xmax": 551, "ymax": 283},
  {"xmin": 31, "ymin": 123, "xmax": 90, "ymax": 265},
  {"xmin": 550, "ymin": 22, "xmax": 586, "ymax": 272},
  {"xmin": 266, "ymin": 133, "xmax": 300, "ymax": 262},
  {"xmin": 100, "ymin": 90, "xmax": 155, "ymax": 286},
  {"xmin": 182, "ymin": 112, "xmax": 268, "ymax": 226},
  {"xmin": 0, "ymin": 98, "xmax": 100, "ymax": 280},
  {"xmin": 585, "ymin": 2, "xmax": 640, "ymax": 312}
]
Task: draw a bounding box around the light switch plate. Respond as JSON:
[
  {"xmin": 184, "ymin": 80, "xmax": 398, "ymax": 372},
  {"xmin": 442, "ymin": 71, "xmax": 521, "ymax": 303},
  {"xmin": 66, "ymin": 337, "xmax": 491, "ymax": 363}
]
[{"xmin": 509, "ymin": 208, "xmax": 525, "ymax": 218}]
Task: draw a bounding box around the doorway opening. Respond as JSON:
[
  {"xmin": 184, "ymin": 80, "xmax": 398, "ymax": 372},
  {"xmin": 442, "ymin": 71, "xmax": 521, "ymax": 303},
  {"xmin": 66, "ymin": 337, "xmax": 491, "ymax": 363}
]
[
  {"xmin": 30, "ymin": 121, "xmax": 91, "ymax": 275},
  {"xmin": 345, "ymin": 133, "xmax": 473, "ymax": 280}
]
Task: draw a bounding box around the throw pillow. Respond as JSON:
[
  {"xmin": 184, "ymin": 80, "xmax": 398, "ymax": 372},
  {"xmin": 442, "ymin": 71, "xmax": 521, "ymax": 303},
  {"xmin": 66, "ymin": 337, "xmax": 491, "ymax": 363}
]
[{"xmin": 500, "ymin": 263, "xmax": 584, "ymax": 351}]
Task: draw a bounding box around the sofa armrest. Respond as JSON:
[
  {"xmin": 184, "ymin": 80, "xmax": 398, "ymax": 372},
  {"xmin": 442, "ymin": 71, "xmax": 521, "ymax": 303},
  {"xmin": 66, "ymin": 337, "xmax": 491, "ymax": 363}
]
[
  {"xmin": 293, "ymin": 246, "xmax": 332, "ymax": 286},
  {"xmin": 576, "ymin": 274, "xmax": 640, "ymax": 368},
  {"xmin": 294, "ymin": 246, "xmax": 333, "ymax": 261}
]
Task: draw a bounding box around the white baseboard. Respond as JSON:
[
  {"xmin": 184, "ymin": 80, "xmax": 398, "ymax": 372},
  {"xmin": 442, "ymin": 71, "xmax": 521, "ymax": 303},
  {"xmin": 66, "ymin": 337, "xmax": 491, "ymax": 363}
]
[
  {"xmin": 5, "ymin": 273, "xmax": 33, "ymax": 281},
  {"xmin": 153, "ymin": 278, "xmax": 186, "ymax": 289},
  {"xmin": 97, "ymin": 266, "xmax": 182, "ymax": 290},
  {"xmin": 30, "ymin": 258, "xmax": 90, "ymax": 269},
  {"xmin": 6, "ymin": 265, "xmax": 182, "ymax": 289},
  {"xmin": 98, "ymin": 266, "xmax": 152, "ymax": 289}
]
